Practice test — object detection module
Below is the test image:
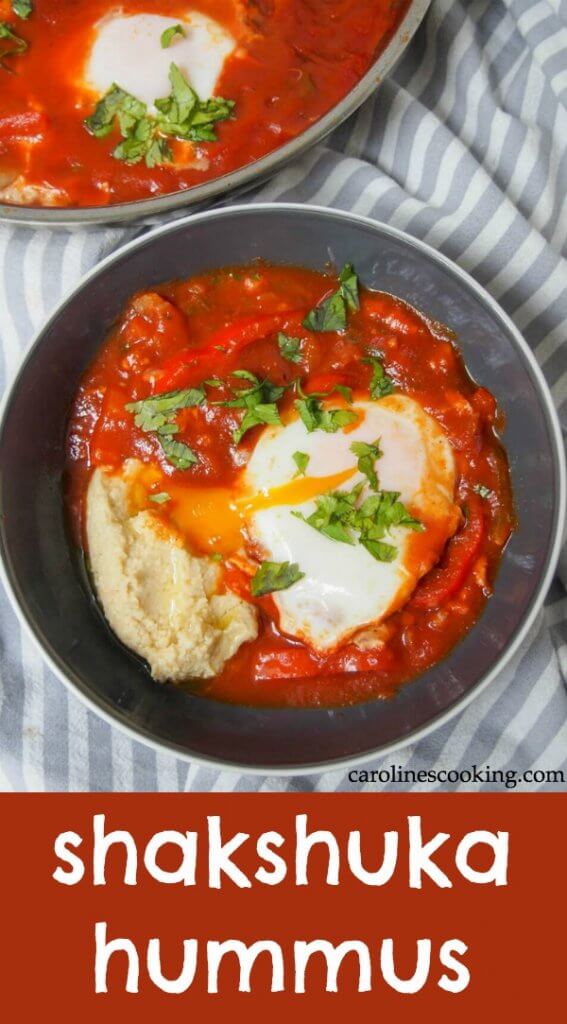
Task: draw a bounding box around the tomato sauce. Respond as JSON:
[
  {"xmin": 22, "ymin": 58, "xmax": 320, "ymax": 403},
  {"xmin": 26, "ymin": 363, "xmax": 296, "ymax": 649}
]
[
  {"xmin": 65, "ymin": 262, "xmax": 515, "ymax": 707},
  {"xmin": 0, "ymin": 0, "xmax": 409, "ymax": 206}
]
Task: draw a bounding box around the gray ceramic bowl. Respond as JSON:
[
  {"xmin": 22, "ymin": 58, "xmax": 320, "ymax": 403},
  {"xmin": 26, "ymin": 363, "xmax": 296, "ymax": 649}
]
[
  {"xmin": 0, "ymin": 204, "xmax": 564, "ymax": 773},
  {"xmin": 0, "ymin": 0, "xmax": 430, "ymax": 228}
]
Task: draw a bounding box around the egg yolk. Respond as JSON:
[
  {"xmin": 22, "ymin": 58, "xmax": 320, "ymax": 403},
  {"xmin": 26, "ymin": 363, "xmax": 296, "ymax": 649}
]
[{"xmin": 139, "ymin": 465, "xmax": 356, "ymax": 556}]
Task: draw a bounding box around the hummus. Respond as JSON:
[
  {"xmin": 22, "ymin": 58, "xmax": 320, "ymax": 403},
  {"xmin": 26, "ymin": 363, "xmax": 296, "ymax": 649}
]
[{"xmin": 86, "ymin": 464, "xmax": 257, "ymax": 681}]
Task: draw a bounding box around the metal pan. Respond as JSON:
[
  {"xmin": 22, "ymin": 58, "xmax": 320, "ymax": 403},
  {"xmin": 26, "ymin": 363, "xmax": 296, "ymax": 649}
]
[{"xmin": 0, "ymin": 0, "xmax": 431, "ymax": 228}]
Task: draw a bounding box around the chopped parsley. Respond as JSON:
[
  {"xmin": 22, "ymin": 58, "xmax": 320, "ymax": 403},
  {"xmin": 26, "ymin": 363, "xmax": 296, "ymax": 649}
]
[
  {"xmin": 293, "ymin": 482, "xmax": 423, "ymax": 563},
  {"xmin": 217, "ymin": 370, "xmax": 287, "ymax": 444},
  {"xmin": 11, "ymin": 0, "xmax": 32, "ymax": 18},
  {"xmin": 474, "ymin": 484, "xmax": 494, "ymax": 499},
  {"xmin": 250, "ymin": 560, "xmax": 305, "ymax": 597},
  {"xmin": 303, "ymin": 290, "xmax": 347, "ymax": 333},
  {"xmin": 293, "ymin": 486, "xmax": 361, "ymax": 546},
  {"xmin": 84, "ymin": 63, "xmax": 234, "ymax": 167},
  {"xmin": 149, "ymin": 492, "xmax": 171, "ymax": 504},
  {"xmin": 155, "ymin": 62, "xmax": 235, "ymax": 143},
  {"xmin": 277, "ymin": 332, "xmax": 302, "ymax": 363},
  {"xmin": 302, "ymin": 263, "xmax": 359, "ymax": 333},
  {"xmin": 126, "ymin": 386, "xmax": 205, "ymax": 431},
  {"xmin": 350, "ymin": 439, "xmax": 382, "ymax": 490},
  {"xmin": 85, "ymin": 85, "xmax": 144, "ymax": 139},
  {"xmin": 294, "ymin": 381, "xmax": 357, "ymax": 435},
  {"xmin": 158, "ymin": 435, "xmax": 198, "ymax": 470},
  {"xmin": 160, "ymin": 24, "xmax": 186, "ymax": 48},
  {"xmin": 334, "ymin": 383, "xmax": 353, "ymax": 402},
  {"xmin": 0, "ymin": 21, "xmax": 27, "ymax": 69},
  {"xmin": 363, "ymin": 355, "xmax": 395, "ymax": 399},
  {"xmin": 125, "ymin": 387, "xmax": 203, "ymax": 469},
  {"xmin": 338, "ymin": 262, "xmax": 359, "ymax": 311},
  {"xmin": 292, "ymin": 451, "xmax": 310, "ymax": 476}
]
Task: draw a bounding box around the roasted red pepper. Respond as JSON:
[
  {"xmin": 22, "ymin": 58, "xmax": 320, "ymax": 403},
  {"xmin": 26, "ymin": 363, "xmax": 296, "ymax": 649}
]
[
  {"xmin": 154, "ymin": 309, "xmax": 307, "ymax": 393},
  {"xmin": 411, "ymin": 493, "xmax": 485, "ymax": 609}
]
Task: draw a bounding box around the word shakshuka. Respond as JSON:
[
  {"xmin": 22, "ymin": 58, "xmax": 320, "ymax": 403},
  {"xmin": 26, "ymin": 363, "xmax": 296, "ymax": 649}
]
[
  {"xmin": 65, "ymin": 262, "xmax": 515, "ymax": 707},
  {"xmin": 0, "ymin": 0, "xmax": 409, "ymax": 207}
]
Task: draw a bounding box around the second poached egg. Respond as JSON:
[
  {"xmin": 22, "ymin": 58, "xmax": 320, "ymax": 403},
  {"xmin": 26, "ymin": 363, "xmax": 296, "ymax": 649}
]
[{"xmin": 84, "ymin": 11, "xmax": 236, "ymax": 109}]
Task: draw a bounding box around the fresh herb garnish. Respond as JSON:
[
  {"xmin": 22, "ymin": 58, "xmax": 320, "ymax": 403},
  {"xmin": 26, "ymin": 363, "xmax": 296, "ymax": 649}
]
[
  {"xmin": 161, "ymin": 23, "xmax": 186, "ymax": 48},
  {"xmin": 303, "ymin": 290, "xmax": 347, "ymax": 333},
  {"xmin": 292, "ymin": 451, "xmax": 310, "ymax": 477},
  {"xmin": 334, "ymin": 384, "xmax": 353, "ymax": 402},
  {"xmin": 363, "ymin": 355, "xmax": 395, "ymax": 399},
  {"xmin": 0, "ymin": 21, "xmax": 27, "ymax": 69},
  {"xmin": 474, "ymin": 484, "xmax": 494, "ymax": 499},
  {"xmin": 355, "ymin": 490, "xmax": 423, "ymax": 561},
  {"xmin": 293, "ymin": 482, "xmax": 423, "ymax": 562},
  {"xmin": 277, "ymin": 332, "xmax": 302, "ymax": 364},
  {"xmin": 126, "ymin": 386, "xmax": 205, "ymax": 431},
  {"xmin": 149, "ymin": 492, "xmax": 171, "ymax": 504},
  {"xmin": 338, "ymin": 262, "xmax": 359, "ymax": 311},
  {"xmin": 85, "ymin": 85, "xmax": 144, "ymax": 139},
  {"xmin": 11, "ymin": 0, "xmax": 32, "ymax": 19},
  {"xmin": 217, "ymin": 370, "xmax": 287, "ymax": 444},
  {"xmin": 296, "ymin": 398, "xmax": 357, "ymax": 434},
  {"xmin": 293, "ymin": 486, "xmax": 362, "ymax": 546},
  {"xmin": 350, "ymin": 439, "xmax": 382, "ymax": 490},
  {"xmin": 211, "ymin": 552, "xmax": 223, "ymax": 562},
  {"xmin": 84, "ymin": 63, "xmax": 234, "ymax": 166},
  {"xmin": 125, "ymin": 387, "xmax": 203, "ymax": 469},
  {"xmin": 302, "ymin": 263, "xmax": 360, "ymax": 333},
  {"xmin": 155, "ymin": 62, "xmax": 235, "ymax": 143},
  {"xmin": 158, "ymin": 435, "xmax": 198, "ymax": 470},
  {"xmin": 250, "ymin": 560, "xmax": 305, "ymax": 597},
  {"xmin": 84, "ymin": 84, "xmax": 170, "ymax": 166},
  {"xmin": 294, "ymin": 382, "xmax": 358, "ymax": 435}
]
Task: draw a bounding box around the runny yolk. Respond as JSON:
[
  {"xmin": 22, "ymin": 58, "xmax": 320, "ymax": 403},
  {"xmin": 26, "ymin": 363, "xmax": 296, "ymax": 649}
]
[{"xmin": 163, "ymin": 466, "xmax": 356, "ymax": 556}]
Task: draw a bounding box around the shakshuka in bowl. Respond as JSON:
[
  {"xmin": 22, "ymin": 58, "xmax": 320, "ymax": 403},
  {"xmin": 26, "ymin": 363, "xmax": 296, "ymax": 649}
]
[
  {"xmin": 0, "ymin": 205, "xmax": 563, "ymax": 770},
  {"xmin": 0, "ymin": 0, "xmax": 427, "ymax": 220}
]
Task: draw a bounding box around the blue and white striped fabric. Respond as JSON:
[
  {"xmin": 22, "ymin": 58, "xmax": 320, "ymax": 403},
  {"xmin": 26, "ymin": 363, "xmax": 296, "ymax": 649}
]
[{"xmin": 0, "ymin": 0, "xmax": 566, "ymax": 792}]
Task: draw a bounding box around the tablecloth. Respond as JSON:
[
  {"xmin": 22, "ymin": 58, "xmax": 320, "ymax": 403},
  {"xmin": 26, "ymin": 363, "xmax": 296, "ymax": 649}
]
[{"xmin": 0, "ymin": 0, "xmax": 566, "ymax": 792}]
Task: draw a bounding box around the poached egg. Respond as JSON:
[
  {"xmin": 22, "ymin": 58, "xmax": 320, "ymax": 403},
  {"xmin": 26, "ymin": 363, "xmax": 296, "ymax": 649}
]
[
  {"xmin": 242, "ymin": 395, "xmax": 459, "ymax": 650},
  {"xmin": 84, "ymin": 11, "xmax": 236, "ymax": 108}
]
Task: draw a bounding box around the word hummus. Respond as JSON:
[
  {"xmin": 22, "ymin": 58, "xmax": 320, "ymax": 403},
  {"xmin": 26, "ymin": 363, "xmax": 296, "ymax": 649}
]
[{"xmin": 53, "ymin": 814, "xmax": 509, "ymax": 996}]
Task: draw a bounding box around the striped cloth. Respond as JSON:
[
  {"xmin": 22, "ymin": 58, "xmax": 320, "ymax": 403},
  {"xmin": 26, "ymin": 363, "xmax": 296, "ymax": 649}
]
[{"xmin": 0, "ymin": 0, "xmax": 566, "ymax": 792}]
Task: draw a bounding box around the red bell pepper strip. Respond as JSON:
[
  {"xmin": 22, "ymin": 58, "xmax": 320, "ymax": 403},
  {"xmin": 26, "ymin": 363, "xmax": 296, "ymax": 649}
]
[
  {"xmin": 411, "ymin": 493, "xmax": 485, "ymax": 609},
  {"xmin": 154, "ymin": 309, "xmax": 307, "ymax": 393}
]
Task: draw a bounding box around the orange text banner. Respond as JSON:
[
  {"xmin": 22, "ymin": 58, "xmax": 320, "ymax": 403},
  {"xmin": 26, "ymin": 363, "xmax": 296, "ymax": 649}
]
[{"xmin": 0, "ymin": 793, "xmax": 563, "ymax": 1021}]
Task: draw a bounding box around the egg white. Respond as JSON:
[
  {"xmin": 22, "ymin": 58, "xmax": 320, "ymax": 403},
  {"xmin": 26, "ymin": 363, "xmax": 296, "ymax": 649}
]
[
  {"xmin": 243, "ymin": 396, "xmax": 458, "ymax": 651},
  {"xmin": 84, "ymin": 11, "xmax": 236, "ymax": 109}
]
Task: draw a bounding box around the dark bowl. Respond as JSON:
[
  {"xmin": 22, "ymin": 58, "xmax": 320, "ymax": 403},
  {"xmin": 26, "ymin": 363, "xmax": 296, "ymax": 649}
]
[{"xmin": 0, "ymin": 204, "xmax": 564, "ymax": 773}]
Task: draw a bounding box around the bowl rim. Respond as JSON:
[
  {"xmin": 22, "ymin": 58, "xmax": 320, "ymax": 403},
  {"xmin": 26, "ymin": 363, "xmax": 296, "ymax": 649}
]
[
  {"xmin": 0, "ymin": 0, "xmax": 431, "ymax": 228},
  {"xmin": 0, "ymin": 201, "xmax": 565, "ymax": 777}
]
